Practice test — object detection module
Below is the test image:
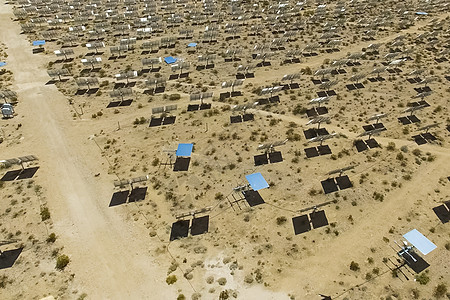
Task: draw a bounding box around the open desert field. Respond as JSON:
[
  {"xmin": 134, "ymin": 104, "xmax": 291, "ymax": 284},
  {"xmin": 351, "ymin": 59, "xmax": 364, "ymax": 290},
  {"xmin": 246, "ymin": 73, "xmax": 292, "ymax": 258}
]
[{"xmin": 0, "ymin": 0, "xmax": 449, "ymax": 299}]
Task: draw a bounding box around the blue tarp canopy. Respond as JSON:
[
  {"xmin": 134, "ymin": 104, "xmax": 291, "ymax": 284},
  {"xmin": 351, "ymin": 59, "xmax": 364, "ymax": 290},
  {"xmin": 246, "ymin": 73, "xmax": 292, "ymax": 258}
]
[
  {"xmin": 403, "ymin": 229, "xmax": 437, "ymax": 255},
  {"xmin": 245, "ymin": 172, "xmax": 269, "ymax": 191},
  {"xmin": 32, "ymin": 40, "xmax": 46, "ymax": 46},
  {"xmin": 0, "ymin": 62, "xmax": 6, "ymax": 67},
  {"xmin": 187, "ymin": 42, "xmax": 197, "ymax": 47},
  {"xmin": 164, "ymin": 56, "xmax": 177, "ymax": 64},
  {"xmin": 176, "ymin": 143, "xmax": 193, "ymax": 157}
]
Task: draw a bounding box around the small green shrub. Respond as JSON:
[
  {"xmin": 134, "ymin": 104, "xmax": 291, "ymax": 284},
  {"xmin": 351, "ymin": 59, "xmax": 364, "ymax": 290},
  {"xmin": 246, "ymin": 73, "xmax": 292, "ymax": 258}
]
[
  {"xmin": 349, "ymin": 261, "xmax": 360, "ymax": 271},
  {"xmin": 40, "ymin": 207, "xmax": 50, "ymax": 221},
  {"xmin": 46, "ymin": 233, "xmax": 56, "ymax": 243},
  {"xmin": 169, "ymin": 94, "xmax": 181, "ymax": 101},
  {"xmin": 433, "ymin": 283, "xmax": 447, "ymax": 298},
  {"xmin": 276, "ymin": 216, "xmax": 287, "ymax": 225},
  {"xmin": 166, "ymin": 275, "xmax": 177, "ymax": 285},
  {"xmin": 415, "ymin": 272, "xmax": 430, "ymax": 285},
  {"xmin": 56, "ymin": 255, "xmax": 70, "ymax": 270}
]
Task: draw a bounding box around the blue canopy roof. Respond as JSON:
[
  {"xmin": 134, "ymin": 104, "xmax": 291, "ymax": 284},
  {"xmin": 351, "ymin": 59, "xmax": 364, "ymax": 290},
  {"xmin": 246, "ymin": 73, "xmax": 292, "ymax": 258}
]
[
  {"xmin": 164, "ymin": 56, "xmax": 177, "ymax": 64},
  {"xmin": 0, "ymin": 62, "xmax": 6, "ymax": 67},
  {"xmin": 176, "ymin": 143, "xmax": 193, "ymax": 157},
  {"xmin": 245, "ymin": 172, "xmax": 269, "ymax": 191},
  {"xmin": 32, "ymin": 40, "xmax": 46, "ymax": 46},
  {"xmin": 187, "ymin": 43, "xmax": 197, "ymax": 47},
  {"xmin": 403, "ymin": 229, "xmax": 436, "ymax": 255}
]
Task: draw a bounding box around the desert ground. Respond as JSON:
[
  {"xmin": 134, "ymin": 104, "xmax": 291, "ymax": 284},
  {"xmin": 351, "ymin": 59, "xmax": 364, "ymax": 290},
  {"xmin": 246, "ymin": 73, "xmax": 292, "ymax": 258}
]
[{"xmin": 0, "ymin": 0, "xmax": 449, "ymax": 299}]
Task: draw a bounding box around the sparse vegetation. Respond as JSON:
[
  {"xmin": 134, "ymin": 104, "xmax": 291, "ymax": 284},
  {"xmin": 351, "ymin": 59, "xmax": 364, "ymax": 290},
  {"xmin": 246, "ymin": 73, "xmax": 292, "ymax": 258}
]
[
  {"xmin": 56, "ymin": 255, "xmax": 70, "ymax": 270},
  {"xmin": 166, "ymin": 275, "xmax": 177, "ymax": 285},
  {"xmin": 349, "ymin": 261, "xmax": 360, "ymax": 271}
]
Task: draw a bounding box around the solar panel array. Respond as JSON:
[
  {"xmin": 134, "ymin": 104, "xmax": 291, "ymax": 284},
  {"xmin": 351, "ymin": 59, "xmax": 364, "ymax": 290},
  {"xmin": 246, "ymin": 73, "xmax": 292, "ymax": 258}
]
[
  {"xmin": 47, "ymin": 68, "xmax": 70, "ymax": 78},
  {"xmin": 109, "ymin": 88, "xmax": 132, "ymax": 98}
]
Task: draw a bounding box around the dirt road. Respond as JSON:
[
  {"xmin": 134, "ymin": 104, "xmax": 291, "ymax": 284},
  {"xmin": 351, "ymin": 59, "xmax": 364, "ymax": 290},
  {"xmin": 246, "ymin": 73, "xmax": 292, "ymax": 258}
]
[{"xmin": 0, "ymin": 4, "xmax": 183, "ymax": 299}]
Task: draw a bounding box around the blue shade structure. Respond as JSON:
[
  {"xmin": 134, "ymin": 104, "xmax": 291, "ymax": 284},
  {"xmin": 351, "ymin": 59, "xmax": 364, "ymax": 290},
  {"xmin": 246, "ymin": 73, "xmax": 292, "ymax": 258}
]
[
  {"xmin": 164, "ymin": 56, "xmax": 177, "ymax": 64},
  {"xmin": 245, "ymin": 172, "xmax": 269, "ymax": 191},
  {"xmin": 176, "ymin": 143, "xmax": 193, "ymax": 157},
  {"xmin": 32, "ymin": 40, "xmax": 46, "ymax": 46},
  {"xmin": 403, "ymin": 229, "xmax": 437, "ymax": 255}
]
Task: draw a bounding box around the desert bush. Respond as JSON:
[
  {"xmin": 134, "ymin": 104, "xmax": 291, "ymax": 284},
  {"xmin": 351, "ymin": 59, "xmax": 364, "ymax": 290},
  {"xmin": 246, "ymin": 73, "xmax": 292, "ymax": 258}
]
[
  {"xmin": 349, "ymin": 261, "xmax": 360, "ymax": 271},
  {"xmin": 40, "ymin": 207, "xmax": 50, "ymax": 221},
  {"xmin": 276, "ymin": 216, "xmax": 287, "ymax": 225},
  {"xmin": 46, "ymin": 233, "xmax": 56, "ymax": 243},
  {"xmin": 433, "ymin": 283, "xmax": 447, "ymax": 298},
  {"xmin": 386, "ymin": 142, "xmax": 396, "ymax": 151},
  {"xmin": 166, "ymin": 275, "xmax": 177, "ymax": 285},
  {"xmin": 169, "ymin": 94, "xmax": 181, "ymax": 101},
  {"xmin": 217, "ymin": 277, "xmax": 227, "ymax": 286},
  {"xmin": 415, "ymin": 272, "xmax": 430, "ymax": 285},
  {"xmin": 56, "ymin": 254, "xmax": 70, "ymax": 270}
]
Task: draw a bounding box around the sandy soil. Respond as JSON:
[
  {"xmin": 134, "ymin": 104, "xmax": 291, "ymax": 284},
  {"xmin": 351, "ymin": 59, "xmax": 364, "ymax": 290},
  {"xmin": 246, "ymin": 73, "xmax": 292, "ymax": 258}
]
[{"xmin": 1, "ymin": 1, "xmax": 449, "ymax": 300}]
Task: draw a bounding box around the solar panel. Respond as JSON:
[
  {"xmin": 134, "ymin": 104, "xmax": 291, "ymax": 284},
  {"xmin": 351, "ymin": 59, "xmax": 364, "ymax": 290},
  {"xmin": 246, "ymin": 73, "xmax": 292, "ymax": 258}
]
[
  {"xmin": 165, "ymin": 105, "xmax": 177, "ymax": 112},
  {"xmin": 190, "ymin": 92, "xmax": 213, "ymax": 101},
  {"xmin": 142, "ymin": 41, "xmax": 160, "ymax": 49},
  {"xmin": 308, "ymin": 133, "xmax": 337, "ymax": 143},
  {"xmin": 328, "ymin": 165, "xmax": 355, "ymax": 175},
  {"xmin": 114, "ymin": 179, "xmax": 130, "ymax": 188},
  {"xmin": 86, "ymin": 42, "xmax": 105, "ymax": 50},
  {"xmin": 347, "ymin": 52, "xmax": 364, "ymax": 59},
  {"xmin": 319, "ymin": 80, "xmax": 338, "ymax": 90},
  {"xmin": 418, "ymin": 76, "xmax": 438, "ymax": 85},
  {"xmin": 237, "ymin": 64, "xmax": 255, "ymax": 72},
  {"xmin": 358, "ymin": 127, "xmax": 386, "ymax": 137},
  {"xmin": 145, "ymin": 78, "xmax": 166, "ymax": 86},
  {"xmin": 142, "ymin": 58, "xmax": 162, "ymax": 66},
  {"xmin": 314, "ymin": 68, "xmax": 333, "ymax": 76},
  {"xmin": 367, "ymin": 113, "xmax": 388, "ymax": 121},
  {"xmin": 109, "ymin": 88, "xmax": 132, "ymax": 98},
  {"xmin": 1, "ymin": 155, "xmax": 38, "ymax": 167},
  {"xmin": 120, "ymin": 38, "xmax": 136, "ymax": 45},
  {"xmin": 171, "ymin": 62, "xmax": 190, "ymax": 72},
  {"xmin": 260, "ymin": 86, "xmax": 282, "ymax": 96},
  {"xmin": 42, "ymin": 31, "xmax": 59, "ymax": 40},
  {"xmin": 349, "ymin": 74, "xmax": 366, "ymax": 82},
  {"xmin": 47, "ymin": 68, "xmax": 70, "ymax": 78},
  {"xmin": 81, "ymin": 57, "xmax": 102, "ymax": 66},
  {"xmin": 282, "ymin": 73, "xmax": 301, "ymax": 82},
  {"xmin": 75, "ymin": 77, "xmax": 99, "ymax": 87},
  {"xmin": 115, "ymin": 71, "xmax": 138, "ymax": 79},
  {"xmin": 307, "ymin": 116, "xmax": 330, "ymax": 125},
  {"xmin": 152, "ymin": 107, "xmax": 164, "ymax": 114},
  {"xmin": 198, "ymin": 54, "xmax": 216, "ymax": 62},
  {"xmin": 225, "ymin": 49, "xmax": 242, "ymax": 56},
  {"xmin": 232, "ymin": 102, "xmax": 256, "ymax": 112},
  {"xmin": 222, "ymin": 79, "xmax": 244, "ymax": 88},
  {"xmin": 371, "ymin": 67, "xmax": 387, "ymax": 75},
  {"xmin": 417, "ymin": 123, "xmax": 439, "ymax": 131},
  {"xmin": 413, "ymin": 91, "xmax": 432, "ymax": 99},
  {"xmin": 257, "ymin": 139, "xmax": 288, "ymax": 151},
  {"xmin": 403, "ymin": 105, "xmax": 426, "ymax": 113},
  {"xmin": 68, "ymin": 25, "xmax": 86, "ymax": 33},
  {"xmin": 54, "ymin": 49, "xmax": 74, "ymax": 57},
  {"xmin": 0, "ymin": 90, "xmax": 17, "ymax": 100},
  {"xmin": 310, "ymin": 96, "xmax": 331, "ymax": 105}
]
